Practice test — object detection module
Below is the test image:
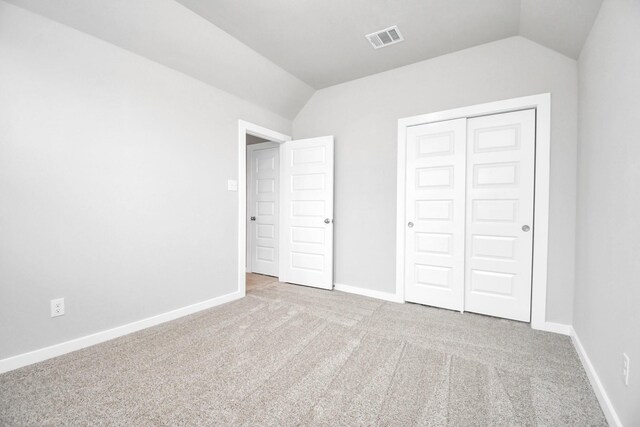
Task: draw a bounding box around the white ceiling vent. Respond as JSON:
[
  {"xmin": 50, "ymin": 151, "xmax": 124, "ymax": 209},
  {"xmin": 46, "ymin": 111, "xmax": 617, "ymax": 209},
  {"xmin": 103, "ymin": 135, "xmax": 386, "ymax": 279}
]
[{"xmin": 365, "ymin": 25, "xmax": 404, "ymax": 49}]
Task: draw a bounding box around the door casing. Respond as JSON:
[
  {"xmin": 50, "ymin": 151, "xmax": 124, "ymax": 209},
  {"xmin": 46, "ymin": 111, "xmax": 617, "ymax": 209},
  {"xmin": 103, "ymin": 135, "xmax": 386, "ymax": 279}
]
[{"xmin": 396, "ymin": 94, "xmax": 553, "ymax": 332}]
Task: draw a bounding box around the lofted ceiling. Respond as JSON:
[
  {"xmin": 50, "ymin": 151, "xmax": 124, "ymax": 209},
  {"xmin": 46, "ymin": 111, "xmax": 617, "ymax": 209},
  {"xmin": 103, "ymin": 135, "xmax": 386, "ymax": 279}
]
[
  {"xmin": 2, "ymin": 0, "xmax": 315, "ymax": 119},
  {"xmin": 176, "ymin": 0, "xmax": 603, "ymax": 88},
  {"xmin": 4, "ymin": 0, "xmax": 602, "ymax": 118}
]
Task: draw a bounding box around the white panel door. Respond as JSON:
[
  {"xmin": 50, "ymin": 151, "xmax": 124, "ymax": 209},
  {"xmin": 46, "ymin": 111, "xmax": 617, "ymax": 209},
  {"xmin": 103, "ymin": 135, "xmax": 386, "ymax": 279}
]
[
  {"xmin": 465, "ymin": 109, "xmax": 535, "ymax": 321},
  {"xmin": 248, "ymin": 143, "xmax": 279, "ymax": 276},
  {"xmin": 279, "ymin": 136, "xmax": 334, "ymax": 289},
  {"xmin": 405, "ymin": 119, "xmax": 467, "ymax": 311}
]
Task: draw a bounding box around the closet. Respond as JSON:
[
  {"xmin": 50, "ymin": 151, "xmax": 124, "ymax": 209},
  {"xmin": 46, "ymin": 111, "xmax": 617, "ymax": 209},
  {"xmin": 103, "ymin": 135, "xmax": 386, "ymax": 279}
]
[{"xmin": 404, "ymin": 109, "xmax": 535, "ymax": 322}]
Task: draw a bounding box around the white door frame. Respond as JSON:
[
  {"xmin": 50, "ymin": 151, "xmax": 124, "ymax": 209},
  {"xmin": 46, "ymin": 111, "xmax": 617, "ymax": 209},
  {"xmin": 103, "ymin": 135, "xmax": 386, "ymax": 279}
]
[
  {"xmin": 238, "ymin": 120, "xmax": 291, "ymax": 297},
  {"xmin": 396, "ymin": 93, "xmax": 552, "ymax": 332}
]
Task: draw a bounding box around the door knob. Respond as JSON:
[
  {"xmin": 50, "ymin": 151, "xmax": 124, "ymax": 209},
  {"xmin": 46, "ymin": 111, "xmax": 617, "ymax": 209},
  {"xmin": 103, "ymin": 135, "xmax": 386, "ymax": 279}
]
[
  {"xmin": 408, "ymin": 222, "xmax": 414, "ymax": 228},
  {"xmin": 522, "ymin": 225, "xmax": 530, "ymax": 232},
  {"xmin": 324, "ymin": 218, "xmax": 331, "ymax": 224},
  {"xmin": 250, "ymin": 216, "xmax": 256, "ymax": 221}
]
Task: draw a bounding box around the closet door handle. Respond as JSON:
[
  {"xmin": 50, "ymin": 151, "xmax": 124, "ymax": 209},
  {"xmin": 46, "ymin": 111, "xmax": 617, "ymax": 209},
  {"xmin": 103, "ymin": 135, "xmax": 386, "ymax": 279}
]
[
  {"xmin": 250, "ymin": 216, "xmax": 256, "ymax": 221},
  {"xmin": 522, "ymin": 225, "xmax": 530, "ymax": 232},
  {"xmin": 408, "ymin": 222, "xmax": 414, "ymax": 228}
]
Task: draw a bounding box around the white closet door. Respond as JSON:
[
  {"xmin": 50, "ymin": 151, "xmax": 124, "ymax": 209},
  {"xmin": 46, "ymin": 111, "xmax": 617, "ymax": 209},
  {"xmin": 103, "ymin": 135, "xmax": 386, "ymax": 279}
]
[
  {"xmin": 279, "ymin": 136, "xmax": 334, "ymax": 289},
  {"xmin": 405, "ymin": 119, "xmax": 467, "ymax": 311},
  {"xmin": 248, "ymin": 143, "xmax": 279, "ymax": 277},
  {"xmin": 464, "ymin": 109, "xmax": 536, "ymax": 322}
]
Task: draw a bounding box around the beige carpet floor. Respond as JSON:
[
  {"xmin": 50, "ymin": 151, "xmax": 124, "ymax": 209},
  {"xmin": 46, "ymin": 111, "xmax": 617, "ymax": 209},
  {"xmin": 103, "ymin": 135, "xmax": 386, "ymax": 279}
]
[{"xmin": 0, "ymin": 274, "xmax": 606, "ymax": 426}]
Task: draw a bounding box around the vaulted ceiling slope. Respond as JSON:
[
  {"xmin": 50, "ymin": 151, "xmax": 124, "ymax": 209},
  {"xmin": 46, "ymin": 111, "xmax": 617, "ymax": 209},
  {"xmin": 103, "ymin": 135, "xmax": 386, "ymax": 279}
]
[
  {"xmin": 177, "ymin": 0, "xmax": 603, "ymax": 88},
  {"xmin": 5, "ymin": 0, "xmax": 602, "ymax": 117},
  {"xmin": 3, "ymin": 0, "xmax": 315, "ymax": 120}
]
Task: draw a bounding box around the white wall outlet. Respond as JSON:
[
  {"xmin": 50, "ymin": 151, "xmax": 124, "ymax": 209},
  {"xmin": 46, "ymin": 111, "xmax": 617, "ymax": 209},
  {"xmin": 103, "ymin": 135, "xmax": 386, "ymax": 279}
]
[
  {"xmin": 51, "ymin": 298, "xmax": 65, "ymax": 317},
  {"xmin": 623, "ymin": 353, "xmax": 630, "ymax": 386},
  {"xmin": 227, "ymin": 179, "xmax": 238, "ymax": 191}
]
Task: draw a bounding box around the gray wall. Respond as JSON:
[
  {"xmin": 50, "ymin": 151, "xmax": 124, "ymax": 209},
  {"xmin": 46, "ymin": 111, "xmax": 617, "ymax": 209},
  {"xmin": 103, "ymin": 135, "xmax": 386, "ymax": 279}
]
[
  {"xmin": 0, "ymin": 3, "xmax": 290, "ymax": 359},
  {"xmin": 293, "ymin": 36, "xmax": 578, "ymax": 325},
  {"xmin": 575, "ymin": 0, "xmax": 640, "ymax": 424}
]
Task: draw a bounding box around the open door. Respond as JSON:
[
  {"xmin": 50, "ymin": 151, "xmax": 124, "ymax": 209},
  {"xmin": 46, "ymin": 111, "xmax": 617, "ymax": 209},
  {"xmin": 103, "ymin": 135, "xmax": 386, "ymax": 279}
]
[{"xmin": 279, "ymin": 136, "xmax": 334, "ymax": 289}]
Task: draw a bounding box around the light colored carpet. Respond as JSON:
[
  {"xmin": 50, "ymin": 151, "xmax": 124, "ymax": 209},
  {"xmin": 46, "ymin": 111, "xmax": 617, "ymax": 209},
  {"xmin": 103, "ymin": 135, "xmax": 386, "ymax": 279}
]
[{"xmin": 0, "ymin": 274, "xmax": 606, "ymax": 426}]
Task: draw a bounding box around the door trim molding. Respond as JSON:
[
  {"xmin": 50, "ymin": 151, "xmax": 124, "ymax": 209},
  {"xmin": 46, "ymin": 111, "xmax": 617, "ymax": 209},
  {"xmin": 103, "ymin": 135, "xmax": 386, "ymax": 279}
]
[
  {"xmin": 395, "ymin": 93, "xmax": 551, "ymax": 330},
  {"xmin": 238, "ymin": 120, "xmax": 291, "ymax": 297}
]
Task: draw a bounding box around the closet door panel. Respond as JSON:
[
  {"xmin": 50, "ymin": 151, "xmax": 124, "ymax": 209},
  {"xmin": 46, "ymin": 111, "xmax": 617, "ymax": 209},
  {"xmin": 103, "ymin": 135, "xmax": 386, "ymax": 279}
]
[
  {"xmin": 464, "ymin": 109, "xmax": 536, "ymax": 322},
  {"xmin": 405, "ymin": 119, "xmax": 466, "ymax": 311}
]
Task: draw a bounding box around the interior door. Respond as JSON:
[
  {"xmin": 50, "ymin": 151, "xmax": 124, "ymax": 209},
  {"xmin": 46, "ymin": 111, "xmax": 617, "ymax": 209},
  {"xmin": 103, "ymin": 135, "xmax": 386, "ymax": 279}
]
[
  {"xmin": 404, "ymin": 119, "xmax": 467, "ymax": 311},
  {"xmin": 464, "ymin": 109, "xmax": 536, "ymax": 321},
  {"xmin": 248, "ymin": 143, "xmax": 279, "ymax": 277},
  {"xmin": 279, "ymin": 136, "xmax": 334, "ymax": 289}
]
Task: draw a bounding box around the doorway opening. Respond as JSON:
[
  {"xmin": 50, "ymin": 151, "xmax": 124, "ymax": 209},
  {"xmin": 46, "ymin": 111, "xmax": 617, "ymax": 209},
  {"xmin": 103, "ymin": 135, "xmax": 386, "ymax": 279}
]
[
  {"xmin": 246, "ymin": 135, "xmax": 280, "ymax": 283},
  {"xmin": 237, "ymin": 121, "xmax": 291, "ymax": 297},
  {"xmin": 237, "ymin": 120, "xmax": 336, "ymax": 297}
]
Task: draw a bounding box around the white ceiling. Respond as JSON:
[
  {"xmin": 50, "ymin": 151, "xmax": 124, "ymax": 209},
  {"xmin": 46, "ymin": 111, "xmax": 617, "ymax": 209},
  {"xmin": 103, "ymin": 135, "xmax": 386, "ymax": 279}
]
[
  {"xmin": 520, "ymin": 0, "xmax": 604, "ymax": 59},
  {"xmin": 176, "ymin": 0, "xmax": 602, "ymax": 88},
  {"xmin": 5, "ymin": 0, "xmax": 603, "ymax": 117}
]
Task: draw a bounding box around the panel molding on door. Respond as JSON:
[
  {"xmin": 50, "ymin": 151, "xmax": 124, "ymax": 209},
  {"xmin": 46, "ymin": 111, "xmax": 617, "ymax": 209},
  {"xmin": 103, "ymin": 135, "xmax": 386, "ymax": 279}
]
[
  {"xmin": 464, "ymin": 109, "xmax": 536, "ymax": 321},
  {"xmin": 279, "ymin": 136, "xmax": 334, "ymax": 289},
  {"xmin": 404, "ymin": 119, "xmax": 466, "ymax": 311},
  {"xmin": 247, "ymin": 143, "xmax": 279, "ymax": 276}
]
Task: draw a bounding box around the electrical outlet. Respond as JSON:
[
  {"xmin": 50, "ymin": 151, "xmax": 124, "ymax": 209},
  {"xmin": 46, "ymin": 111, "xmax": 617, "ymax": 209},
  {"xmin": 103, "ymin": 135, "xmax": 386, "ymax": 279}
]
[
  {"xmin": 623, "ymin": 353, "xmax": 630, "ymax": 386},
  {"xmin": 51, "ymin": 298, "xmax": 64, "ymax": 317}
]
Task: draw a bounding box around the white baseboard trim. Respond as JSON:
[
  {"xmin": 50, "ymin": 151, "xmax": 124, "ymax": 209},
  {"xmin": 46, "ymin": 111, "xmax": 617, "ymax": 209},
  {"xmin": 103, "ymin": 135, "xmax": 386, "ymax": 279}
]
[
  {"xmin": 333, "ymin": 283, "xmax": 403, "ymax": 303},
  {"xmin": 532, "ymin": 321, "xmax": 572, "ymax": 335},
  {"xmin": 0, "ymin": 290, "xmax": 243, "ymax": 374},
  {"xmin": 570, "ymin": 327, "xmax": 622, "ymax": 427}
]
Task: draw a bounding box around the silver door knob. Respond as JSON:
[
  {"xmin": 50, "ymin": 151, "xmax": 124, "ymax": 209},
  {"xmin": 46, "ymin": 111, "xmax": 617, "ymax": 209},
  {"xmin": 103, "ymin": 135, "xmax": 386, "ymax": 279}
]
[
  {"xmin": 408, "ymin": 222, "xmax": 414, "ymax": 228},
  {"xmin": 522, "ymin": 225, "xmax": 530, "ymax": 232},
  {"xmin": 324, "ymin": 218, "xmax": 331, "ymax": 224},
  {"xmin": 250, "ymin": 216, "xmax": 256, "ymax": 221}
]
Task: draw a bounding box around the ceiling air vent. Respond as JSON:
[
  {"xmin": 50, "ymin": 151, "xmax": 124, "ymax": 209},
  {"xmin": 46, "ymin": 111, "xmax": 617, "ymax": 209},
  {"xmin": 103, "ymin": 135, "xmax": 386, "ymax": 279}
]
[{"xmin": 365, "ymin": 25, "xmax": 404, "ymax": 49}]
